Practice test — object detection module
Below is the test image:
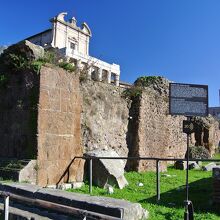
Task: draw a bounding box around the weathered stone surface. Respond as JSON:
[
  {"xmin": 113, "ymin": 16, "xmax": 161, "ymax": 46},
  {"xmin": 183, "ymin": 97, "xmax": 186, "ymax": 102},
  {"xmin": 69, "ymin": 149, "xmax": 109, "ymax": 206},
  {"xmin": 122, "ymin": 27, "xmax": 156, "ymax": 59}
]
[
  {"xmin": 0, "ymin": 71, "xmax": 39, "ymax": 159},
  {"xmin": 71, "ymin": 182, "xmax": 84, "ymax": 189},
  {"xmin": 85, "ymin": 149, "xmax": 128, "ymax": 189},
  {"xmin": 189, "ymin": 161, "xmax": 200, "ymax": 170},
  {"xmin": 37, "ymin": 66, "xmax": 83, "ymax": 186},
  {"xmin": 2, "ymin": 40, "xmax": 44, "ymax": 61},
  {"xmin": 174, "ymin": 161, "xmax": 200, "ymax": 170},
  {"xmin": 174, "ymin": 161, "xmax": 186, "ymax": 170},
  {"xmin": 0, "ymin": 182, "xmax": 148, "ymax": 220},
  {"xmin": 19, "ymin": 160, "xmax": 37, "ymax": 184},
  {"xmin": 202, "ymin": 162, "xmax": 220, "ymax": 171},
  {"xmin": 190, "ymin": 116, "xmax": 220, "ymax": 156},
  {"xmin": 0, "ymin": 41, "xmax": 44, "ymax": 160},
  {"xmin": 127, "ymin": 77, "xmax": 186, "ymax": 172},
  {"xmin": 0, "ymin": 182, "xmax": 40, "ymax": 198},
  {"xmin": 0, "ymin": 61, "xmax": 83, "ymax": 185},
  {"xmin": 80, "ymin": 80, "xmax": 129, "ymax": 157}
]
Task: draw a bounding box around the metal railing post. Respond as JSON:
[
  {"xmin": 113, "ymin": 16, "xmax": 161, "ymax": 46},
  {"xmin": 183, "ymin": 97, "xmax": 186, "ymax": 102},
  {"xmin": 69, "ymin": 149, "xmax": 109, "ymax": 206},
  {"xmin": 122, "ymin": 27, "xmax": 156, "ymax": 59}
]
[
  {"xmin": 156, "ymin": 159, "xmax": 160, "ymax": 202},
  {"xmin": 4, "ymin": 194, "xmax": 9, "ymax": 220},
  {"xmin": 89, "ymin": 158, "xmax": 93, "ymax": 195}
]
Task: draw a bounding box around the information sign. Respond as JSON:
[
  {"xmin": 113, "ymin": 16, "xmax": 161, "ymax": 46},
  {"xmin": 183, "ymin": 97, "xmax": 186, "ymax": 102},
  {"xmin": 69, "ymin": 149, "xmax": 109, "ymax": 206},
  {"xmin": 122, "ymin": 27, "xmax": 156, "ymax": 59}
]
[{"xmin": 169, "ymin": 83, "xmax": 208, "ymax": 117}]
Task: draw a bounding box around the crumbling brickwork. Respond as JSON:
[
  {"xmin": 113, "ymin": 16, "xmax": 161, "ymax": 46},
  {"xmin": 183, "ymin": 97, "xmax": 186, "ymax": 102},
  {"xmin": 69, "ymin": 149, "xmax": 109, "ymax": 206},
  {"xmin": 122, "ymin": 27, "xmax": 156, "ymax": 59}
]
[
  {"xmin": 190, "ymin": 116, "xmax": 220, "ymax": 156},
  {"xmin": 126, "ymin": 79, "xmax": 187, "ymax": 172}
]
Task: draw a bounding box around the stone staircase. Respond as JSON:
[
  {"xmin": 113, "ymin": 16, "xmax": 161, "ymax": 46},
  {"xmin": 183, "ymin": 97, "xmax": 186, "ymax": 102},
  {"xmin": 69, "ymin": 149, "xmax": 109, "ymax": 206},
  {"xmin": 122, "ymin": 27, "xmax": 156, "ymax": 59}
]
[{"xmin": 0, "ymin": 158, "xmax": 33, "ymax": 181}]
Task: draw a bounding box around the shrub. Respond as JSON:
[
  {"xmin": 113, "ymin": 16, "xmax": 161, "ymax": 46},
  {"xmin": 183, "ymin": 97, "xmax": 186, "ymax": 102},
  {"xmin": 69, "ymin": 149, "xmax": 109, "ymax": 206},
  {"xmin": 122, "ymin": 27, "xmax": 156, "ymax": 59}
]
[
  {"xmin": 134, "ymin": 76, "xmax": 164, "ymax": 87},
  {"xmin": 189, "ymin": 146, "xmax": 210, "ymax": 159},
  {"xmin": 123, "ymin": 76, "xmax": 168, "ymax": 99},
  {"xmin": 122, "ymin": 86, "xmax": 143, "ymax": 99},
  {"xmin": 0, "ymin": 48, "xmax": 77, "ymax": 76},
  {"xmin": 58, "ymin": 61, "xmax": 75, "ymax": 72},
  {"xmin": 7, "ymin": 53, "xmax": 29, "ymax": 71},
  {"xmin": 37, "ymin": 51, "xmax": 56, "ymax": 64}
]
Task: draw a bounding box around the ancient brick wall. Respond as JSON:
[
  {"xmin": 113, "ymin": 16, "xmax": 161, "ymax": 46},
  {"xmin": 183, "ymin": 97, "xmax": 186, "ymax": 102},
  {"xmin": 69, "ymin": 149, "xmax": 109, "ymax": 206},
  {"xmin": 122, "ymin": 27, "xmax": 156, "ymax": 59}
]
[
  {"xmin": 37, "ymin": 66, "xmax": 83, "ymax": 186},
  {"xmin": 127, "ymin": 84, "xmax": 187, "ymax": 172},
  {"xmin": 190, "ymin": 116, "xmax": 220, "ymax": 156},
  {"xmin": 0, "ymin": 71, "xmax": 39, "ymax": 159}
]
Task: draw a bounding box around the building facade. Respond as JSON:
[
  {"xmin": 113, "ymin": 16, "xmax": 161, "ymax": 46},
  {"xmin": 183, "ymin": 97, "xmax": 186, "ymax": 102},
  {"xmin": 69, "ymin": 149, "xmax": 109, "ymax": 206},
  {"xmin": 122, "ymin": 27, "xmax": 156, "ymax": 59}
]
[{"xmin": 26, "ymin": 12, "xmax": 120, "ymax": 86}]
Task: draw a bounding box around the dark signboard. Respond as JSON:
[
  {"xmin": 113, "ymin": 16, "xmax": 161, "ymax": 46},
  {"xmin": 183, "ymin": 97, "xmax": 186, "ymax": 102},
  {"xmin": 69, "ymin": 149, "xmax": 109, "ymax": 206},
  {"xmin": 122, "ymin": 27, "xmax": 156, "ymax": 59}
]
[
  {"xmin": 183, "ymin": 120, "xmax": 195, "ymax": 134},
  {"xmin": 169, "ymin": 83, "xmax": 208, "ymax": 117}
]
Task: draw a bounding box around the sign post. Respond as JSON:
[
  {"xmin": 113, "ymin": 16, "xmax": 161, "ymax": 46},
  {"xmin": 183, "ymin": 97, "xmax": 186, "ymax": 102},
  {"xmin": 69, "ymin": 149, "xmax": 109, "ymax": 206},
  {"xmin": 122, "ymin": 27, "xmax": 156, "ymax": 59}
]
[{"xmin": 169, "ymin": 83, "xmax": 208, "ymax": 220}]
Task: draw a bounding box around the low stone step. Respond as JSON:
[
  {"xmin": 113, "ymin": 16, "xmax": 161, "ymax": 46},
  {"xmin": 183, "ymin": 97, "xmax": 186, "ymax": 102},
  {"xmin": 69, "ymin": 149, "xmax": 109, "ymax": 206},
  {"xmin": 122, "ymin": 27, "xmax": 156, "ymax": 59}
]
[
  {"xmin": 0, "ymin": 199, "xmax": 76, "ymax": 220},
  {"xmin": 0, "ymin": 182, "xmax": 148, "ymax": 220}
]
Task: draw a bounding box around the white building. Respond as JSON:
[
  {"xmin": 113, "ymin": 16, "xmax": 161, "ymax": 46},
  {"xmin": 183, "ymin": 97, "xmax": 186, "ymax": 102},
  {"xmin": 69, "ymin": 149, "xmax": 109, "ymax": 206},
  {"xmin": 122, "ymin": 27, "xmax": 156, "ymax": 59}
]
[{"xmin": 26, "ymin": 12, "xmax": 120, "ymax": 86}]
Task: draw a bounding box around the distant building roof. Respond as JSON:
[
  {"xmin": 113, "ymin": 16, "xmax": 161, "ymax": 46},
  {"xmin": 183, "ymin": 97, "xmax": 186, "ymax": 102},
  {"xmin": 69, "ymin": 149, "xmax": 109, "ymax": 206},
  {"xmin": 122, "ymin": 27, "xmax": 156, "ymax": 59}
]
[
  {"xmin": 25, "ymin": 29, "xmax": 52, "ymax": 41},
  {"xmin": 119, "ymin": 81, "xmax": 132, "ymax": 88}
]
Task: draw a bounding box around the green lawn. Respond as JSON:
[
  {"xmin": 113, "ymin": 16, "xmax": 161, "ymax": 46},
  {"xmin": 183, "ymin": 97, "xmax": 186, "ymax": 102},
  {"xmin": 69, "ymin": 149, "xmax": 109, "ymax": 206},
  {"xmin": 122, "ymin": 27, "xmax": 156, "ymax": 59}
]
[
  {"xmin": 68, "ymin": 166, "xmax": 220, "ymax": 220},
  {"xmin": 202, "ymin": 153, "xmax": 220, "ymax": 166}
]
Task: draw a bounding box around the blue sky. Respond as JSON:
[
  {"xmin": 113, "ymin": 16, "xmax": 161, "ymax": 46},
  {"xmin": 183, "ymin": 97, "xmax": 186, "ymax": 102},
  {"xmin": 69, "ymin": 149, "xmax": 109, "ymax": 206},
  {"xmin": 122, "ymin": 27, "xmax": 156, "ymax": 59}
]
[{"xmin": 0, "ymin": 0, "xmax": 220, "ymax": 106}]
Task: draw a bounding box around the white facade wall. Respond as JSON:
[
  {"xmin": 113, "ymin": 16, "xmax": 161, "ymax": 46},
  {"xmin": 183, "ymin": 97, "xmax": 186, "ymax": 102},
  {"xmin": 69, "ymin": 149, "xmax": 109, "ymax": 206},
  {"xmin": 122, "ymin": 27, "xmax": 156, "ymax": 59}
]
[
  {"xmin": 27, "ymin": 12, "xmax": 120, "ymax": 86},
  {"xmin": 53, "ymin": 21, "xmax": 89, "ymax": 56}
]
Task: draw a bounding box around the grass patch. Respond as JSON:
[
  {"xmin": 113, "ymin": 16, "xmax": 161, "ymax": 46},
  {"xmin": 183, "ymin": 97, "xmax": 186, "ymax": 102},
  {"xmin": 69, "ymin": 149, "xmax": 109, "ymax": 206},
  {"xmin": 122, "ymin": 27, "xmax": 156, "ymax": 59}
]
[
  {"xmin": 67, "ymin": 167, "xmax": 220, "ymax": 219},
  {"xmin": 212, "ymin": 153, "xmax": 220, "ymax": 160},
  {"xmin": 202, "ymin": 153, "xmax": 220, "ymax": 166}
]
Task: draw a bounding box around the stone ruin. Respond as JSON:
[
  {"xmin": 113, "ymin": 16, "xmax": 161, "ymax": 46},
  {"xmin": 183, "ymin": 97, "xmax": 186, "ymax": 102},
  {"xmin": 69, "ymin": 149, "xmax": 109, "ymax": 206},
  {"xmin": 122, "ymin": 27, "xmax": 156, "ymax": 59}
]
[
  {"xmin": 0, "ymin": 41, "xmax": 83, "ymax": 186},
  {"xmin": 0, "ymin": 41, "xmax": 219, "ymax": 187},
  {"xmin": 190, "ymin": 116, "xmax": 220, "ymax": 156}
]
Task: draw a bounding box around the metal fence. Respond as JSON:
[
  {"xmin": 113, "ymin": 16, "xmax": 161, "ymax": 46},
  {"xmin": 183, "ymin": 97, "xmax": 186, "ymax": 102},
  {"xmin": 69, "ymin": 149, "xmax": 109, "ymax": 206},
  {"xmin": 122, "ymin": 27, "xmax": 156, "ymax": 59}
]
[
  {"xmin": 1, "ymin": 156, "xmax": 220, "ymax": 219},
  {"xmin": 0, "ymin": 190, "xmax": 121, "ymax": 220},
  {"xmin": 64, "ymin": 156, "xmax": 220, "ymax": 202},
  {"xmin": 0, "ymin": 191, "xmax": 9, "ymax": 220}
]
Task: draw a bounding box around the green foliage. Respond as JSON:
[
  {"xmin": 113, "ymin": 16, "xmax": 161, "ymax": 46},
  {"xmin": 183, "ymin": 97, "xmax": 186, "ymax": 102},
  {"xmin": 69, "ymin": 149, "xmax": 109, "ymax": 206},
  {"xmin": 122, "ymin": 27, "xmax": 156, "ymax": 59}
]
[
  {"xmin": 0, "ymin": 49, "xmax": 76, "ymax": 75},
  {"xmin": 5, "ymin": 161, "xmax": 23, "ymax": 169},
  {"xmin": 8, "ymin": 53, "xmax": 30, "ymax": 71},
  {"xmin": 68, "ymin": 167, "xmax": 219, "ymax": 220},
  {"xmin": 37, "ymin": 51, "xmax": 56, "ymax": 64},
  {"xmin": 122, "ymin": 86, "xmax": 143, "ymax": 99},
  {"xmin": 30, "ymin": 51, "xmax": 57, "ymax": 74},
  {"xmin": 212, "ymin": 153, "xmax": 220, "ymax": 160},
  {"xmin": 31, "ymin": 60, "xmax": 44, "ymax": 74},
  {"xmin": 0, "ymin": 52, "xmax": 33, "ymax": 74},
  {"xmin": 58, "ymin": 61, "xmax": 76, "ymax": 72},
  {"xmin": 122, "ymin": 76, "xmax": 166, "ymax": 99},
  {"xmin": 134, "ymin": 76, "xmax": 164, "ymax": 87},
  {"xmin": 189, "ymin": 146, "xmax": 211, "ymax": 159}
]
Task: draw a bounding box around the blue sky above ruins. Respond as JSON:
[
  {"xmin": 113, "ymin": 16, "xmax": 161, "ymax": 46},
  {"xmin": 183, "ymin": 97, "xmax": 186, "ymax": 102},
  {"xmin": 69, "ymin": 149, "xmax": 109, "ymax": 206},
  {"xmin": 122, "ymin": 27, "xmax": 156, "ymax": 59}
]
[{"xmin": 0, "ymin": 0, "xmax": 220, "ymax": 106}]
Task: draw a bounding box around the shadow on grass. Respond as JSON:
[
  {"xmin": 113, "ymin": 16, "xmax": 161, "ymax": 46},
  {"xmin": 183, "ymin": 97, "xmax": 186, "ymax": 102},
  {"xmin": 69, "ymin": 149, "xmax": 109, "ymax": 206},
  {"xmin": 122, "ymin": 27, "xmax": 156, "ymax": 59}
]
[{"xmin": 140, "ymin": 177, "xmax": 220, "ymax": 216}]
